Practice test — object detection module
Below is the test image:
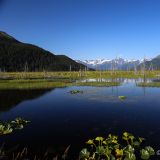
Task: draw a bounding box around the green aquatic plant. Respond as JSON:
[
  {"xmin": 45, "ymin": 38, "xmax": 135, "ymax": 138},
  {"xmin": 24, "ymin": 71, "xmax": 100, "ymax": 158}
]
[
  {"xmin": 79, "ymin": 132, "xmax": 155, "ymax": 160},
  {"xmin": 69, "ymin": 90, "xmax": 83, "ymax": 94},
  {"xmin": 11, "ymin": 117, "xmax": 30, "ymax": 129},
  {"xmin": 0, "ymin": 118, "xmax": 30, "ymax": 135},
  {"xmin": 0, "ymin": 123, "xmax": 13, "ymax": 135},
  {"xmin": 118, "ymin": 96, "xmax": 126, "ymax": 100}
]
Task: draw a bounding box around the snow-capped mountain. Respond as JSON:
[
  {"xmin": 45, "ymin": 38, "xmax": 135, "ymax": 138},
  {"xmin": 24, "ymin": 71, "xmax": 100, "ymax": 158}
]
[{"xmin": 77, "ymin": 58, "xmax": 151, "ymax": 70}]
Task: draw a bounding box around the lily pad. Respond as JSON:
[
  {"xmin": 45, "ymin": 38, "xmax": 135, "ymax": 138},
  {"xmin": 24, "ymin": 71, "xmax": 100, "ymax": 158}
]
[{"xmin": 119, "ymin": 96, "xmax": 127, "ymax": 100}]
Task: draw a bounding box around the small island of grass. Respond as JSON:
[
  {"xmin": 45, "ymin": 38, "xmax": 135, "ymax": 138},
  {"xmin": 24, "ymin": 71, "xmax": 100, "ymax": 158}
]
[{"xmin": 119, "ymin": 96, "xmax": 127, "ymax": 100}]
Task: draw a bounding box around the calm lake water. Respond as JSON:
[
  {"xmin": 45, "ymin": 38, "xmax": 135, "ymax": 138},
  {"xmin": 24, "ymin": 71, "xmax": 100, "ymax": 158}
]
[{"xmin": 0, "ymin": 78, "xmax": 160, "ymax": 158}]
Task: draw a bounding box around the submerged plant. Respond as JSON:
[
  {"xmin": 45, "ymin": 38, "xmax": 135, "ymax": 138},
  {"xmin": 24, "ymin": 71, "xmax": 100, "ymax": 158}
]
[
  {"xmin": 118, "ymin": 96, "xmax": 126, "ymax": 100},
  {"xmin": 79, "ymin": 132, "xmax": 155, "ymax": 160},
  {"xmin": 0, "ymin": 117, "xmax": 30, "ymax": 136},
  {"xmin": 69, "ymin": 90, "xmax": 83, "ymax": 94}
]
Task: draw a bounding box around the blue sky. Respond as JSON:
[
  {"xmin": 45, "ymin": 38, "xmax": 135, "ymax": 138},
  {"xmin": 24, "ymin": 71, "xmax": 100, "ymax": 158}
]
[{"xmin": 1, "ymin": 0, "xmax": 160, "ymax": 60}]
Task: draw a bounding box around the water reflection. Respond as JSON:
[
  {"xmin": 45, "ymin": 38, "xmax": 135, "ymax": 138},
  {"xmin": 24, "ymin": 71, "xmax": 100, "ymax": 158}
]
[
  {"xmin": 0, "ymin": 89, "xmax": 52, "ymax": 112},
  {"xmin": 76, "ymin": 78, "xmax": 153, "ymax": 83}
]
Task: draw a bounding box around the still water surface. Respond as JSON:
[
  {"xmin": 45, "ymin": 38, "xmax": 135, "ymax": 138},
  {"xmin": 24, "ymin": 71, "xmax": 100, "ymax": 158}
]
[{"xmin": 0, "ymin": 79, "xmax": 160, "ymax": 157}]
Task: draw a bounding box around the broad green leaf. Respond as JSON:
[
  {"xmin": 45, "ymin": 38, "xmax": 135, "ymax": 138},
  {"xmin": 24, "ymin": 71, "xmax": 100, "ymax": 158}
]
[
  {"xmin": 15, "ymin": 124, "xmax": 24, "ymax": 129},
  {"xmin": 145, "ymin": 146, "xmax": 155, "ymax": 156},
  {"xmin": 108, "ymin": 134, "xmax": 112, "ymax": 138},
  {"xmin": 111, "ymin": 154, "xmax": 116, "ymax": 160},
  {"xmin": 103, "ymin": 140, "xmax": 107, "ymax": 145},
  {"xmin": 123, "ymin": 136, "xmax": 129, "ymax": 141},
  {"xmin": 123, "ymin": 132, "xmax": 130, "ymax": 141},
  {"xmin": 112, "ymin": 139, "xmax": 118, "ymax": 144},
  {"xmin": 124, "ymin": 145, "xmax": 135, "ymax": 153},
  {"xmin": 138, "ymin": 137, "xmax": 145, "ymax": 143},
  {"xmin": 115, "ymin": 149, "xmax": 123, "ymax": 157},
  {"xmin": 124, "ymin": 152, "xmax": 136, "ymax": 160},
  {"xmin": 95, "ymin": 137, "xmax": 103, "ymax": 141},
  {"xmin": 79, "ymin": 148, "xmax": 90, "ymax": 159},
  {"xmin": 113, "ymin": 144, "xmax": 120, "ymax": 149},
  {"xmin": 141, "ymin": 149, "xmax": 150, "ymax": 159},
  {"xmin": 86, "ymin": 139, "xmax": 94, "ymax": 145},
  {"xmin": 108, "ymin": 134, "xmax": 118, "ymax": 139},
  {"xmin": 0, "ymin": 124, "xmax": 13, "ymax": 135},
  {"xmin": 129, "ymin": 135, "xmax": 135, "ymax": 141},
  {"xmin": 123, "ymin": 132, "xmax": 129, "ymax": 137},
  {"xmin": 96, "ymin": 146, "xmax": 105, "ymax": 155}
]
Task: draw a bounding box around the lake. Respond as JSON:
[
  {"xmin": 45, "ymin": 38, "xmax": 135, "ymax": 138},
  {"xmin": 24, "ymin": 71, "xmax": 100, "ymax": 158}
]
[{"xmin": 0, "ymin": 78, "xmax": 160, "ymax": 158}]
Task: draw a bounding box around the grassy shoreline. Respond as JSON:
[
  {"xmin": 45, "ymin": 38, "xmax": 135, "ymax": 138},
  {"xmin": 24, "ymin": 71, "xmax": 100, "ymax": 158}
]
[
  {"xmin": 0, "ymin": 71, "xmax": 160, "ymax": 89},
  {"xmin": 0, "ymin": 79, "xmax": 121, "ymax": 90},
  {"xmin": 0, "ymin": 70, "xmax": 160, "ymax": 79},
  {"xmin": 0, "ymin": 80, "xmax": 71, "ymax": 90}
]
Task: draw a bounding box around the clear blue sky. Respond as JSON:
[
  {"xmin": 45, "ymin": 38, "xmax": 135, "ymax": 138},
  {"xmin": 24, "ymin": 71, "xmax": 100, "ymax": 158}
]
[{"xmin": 1, "ymin": 0, "xmax": 160, "ymax": 60}]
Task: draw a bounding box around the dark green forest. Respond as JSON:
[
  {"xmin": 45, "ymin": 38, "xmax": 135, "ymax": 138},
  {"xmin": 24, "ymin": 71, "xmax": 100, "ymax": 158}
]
[{"xmin": 0, "ymin": 31, "xmax": 85, "ymax": 72}]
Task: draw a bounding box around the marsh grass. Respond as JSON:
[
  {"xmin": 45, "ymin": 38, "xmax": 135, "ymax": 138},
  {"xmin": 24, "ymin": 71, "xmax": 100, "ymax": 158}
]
[
  {"xmin": 0, "ymin": 70, "xmax": 160, "ymax": 89},
  {"xmin": 137, "ymin": 82, "xmax": 160, "ymax": 87},
  {"xmin": 0, "ymin": 71, "xmax": 160, "ymax": 80},
  {"xmin": 0, "ymin": 79, "xmax": 72, "ymax": 90},
  {"xmin": 0, "ymin": 79, "xmax": 121, "ymax": 90},
  {"xmin": 0, "ymin": 146, "xmax": 70, "ymax": 160}
]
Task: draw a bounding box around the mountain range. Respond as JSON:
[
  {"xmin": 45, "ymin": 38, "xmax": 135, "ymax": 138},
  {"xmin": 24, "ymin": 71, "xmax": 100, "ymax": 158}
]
[
  {"xmin": 1, "ymin": 31, "xmax": 160, "ymax": 72},
  {"xmin": 77, "ymin": 57, "xmax": 157, "ymax": 70},
  {"xmin": 0, "ymin": 31, "xmax": 85, "ymax": 72}
]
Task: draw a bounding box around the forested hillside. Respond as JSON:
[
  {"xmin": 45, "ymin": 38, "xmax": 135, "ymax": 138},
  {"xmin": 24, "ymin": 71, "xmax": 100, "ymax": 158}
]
[{"xmin": 0, "ymin": 31, "xmax": 85, "ymax": 72}]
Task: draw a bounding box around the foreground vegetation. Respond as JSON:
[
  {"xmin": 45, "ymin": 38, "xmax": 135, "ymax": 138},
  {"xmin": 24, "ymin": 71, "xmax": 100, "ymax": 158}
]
[
  {"xmin": 0, "ymin": 117, "xmax": 30, "ymax": 135},
  {"xmin": 80, "ymin": 132, "xmax": 155, "ymax": 160},
  {"xmin": 0, "ymin": 131, "xmax": 156, "ymax": 160}
]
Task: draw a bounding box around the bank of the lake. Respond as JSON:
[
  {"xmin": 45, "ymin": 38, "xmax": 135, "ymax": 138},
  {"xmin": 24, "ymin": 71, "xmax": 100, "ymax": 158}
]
[{"xmin": 0, "ymin": 70, "xmax": 160, "ymax": 80}]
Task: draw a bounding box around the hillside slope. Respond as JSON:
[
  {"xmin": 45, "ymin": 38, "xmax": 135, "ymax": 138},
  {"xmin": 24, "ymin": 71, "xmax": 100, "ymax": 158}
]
[{"xmin": 0, "ymin": 31, "xmax": 85, "ymax": 71}]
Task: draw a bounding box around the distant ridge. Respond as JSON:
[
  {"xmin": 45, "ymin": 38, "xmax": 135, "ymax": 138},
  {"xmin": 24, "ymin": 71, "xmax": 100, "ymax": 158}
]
[
  {"xmin": 0, "ymin": 31, "xmax": 86, "ymax": 72},
  {"xmin": 77, "ymin": 57, "xmax": 160, "ymax": 70},
  {"xmin": 77, "ymin": 58, "xmax": 143, "ymax": 70},
  {"xmin": 138, "ymin": 55, "xmax": 160, "ymax": 70}
]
